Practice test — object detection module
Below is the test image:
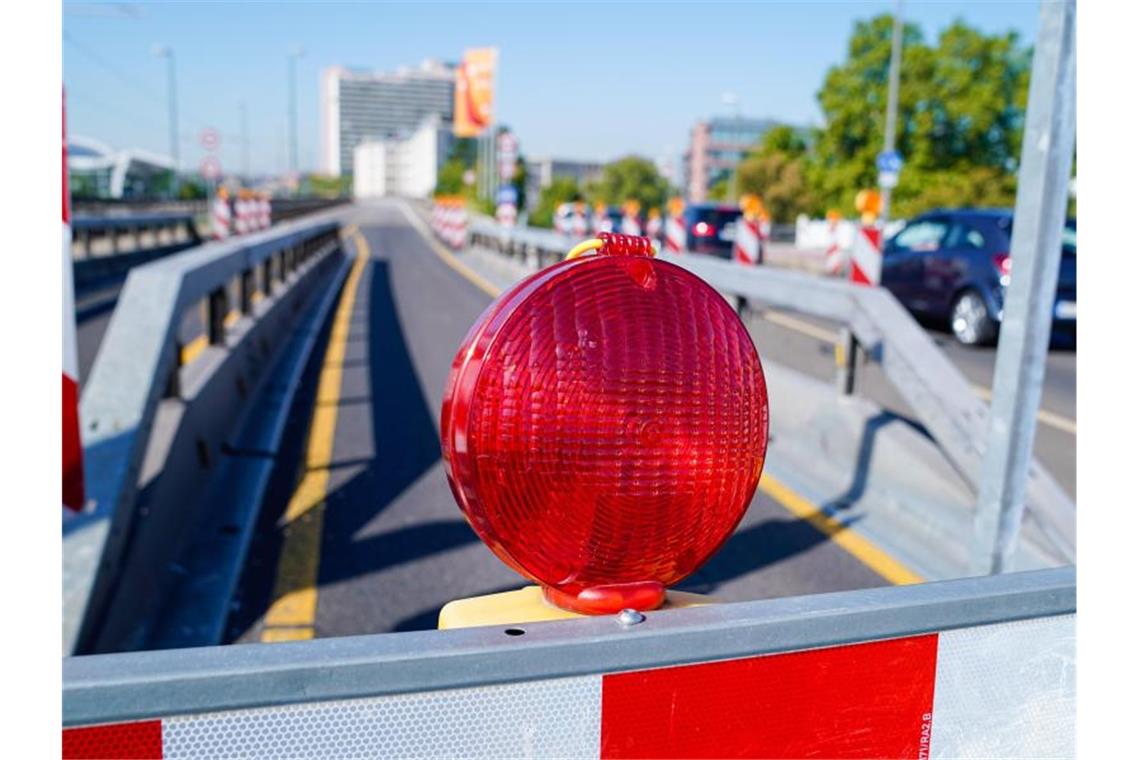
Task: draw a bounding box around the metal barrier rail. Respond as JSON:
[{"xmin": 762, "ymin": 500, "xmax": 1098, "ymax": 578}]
[
  {"xmin": 63, "ymin": 567, "xmax": 1074, "ymax": 758},
  {"xmin": 465, "ymin": 219, "xmax": 1075, "ymax": 566},
  {"xmin": 64, "ymin": 213, "xmax": 344, "ymax": 656},
  {"xmin": 71, "ymin": 213, "xmax": 200, "ymax": 258}
]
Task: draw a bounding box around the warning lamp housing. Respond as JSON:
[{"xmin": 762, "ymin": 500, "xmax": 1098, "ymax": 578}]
[{"xmin": 441, "ymin": 233, "xmax": 768, "ymax": 614}]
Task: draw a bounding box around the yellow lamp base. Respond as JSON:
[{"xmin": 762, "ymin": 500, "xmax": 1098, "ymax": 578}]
[{"xmin": 437, "ymin": 585, "xmax": 715, "ymax": 630}]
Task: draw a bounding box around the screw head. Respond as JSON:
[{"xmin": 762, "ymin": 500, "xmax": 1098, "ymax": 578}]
[{"xmin": 617, "ymin": 608, "xmax": 646, "ymax": 627}]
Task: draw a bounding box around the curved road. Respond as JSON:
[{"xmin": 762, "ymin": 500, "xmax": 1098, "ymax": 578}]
[{"xmin": 227, "ymin": 200, "xmax": 892, "ymax": 642}]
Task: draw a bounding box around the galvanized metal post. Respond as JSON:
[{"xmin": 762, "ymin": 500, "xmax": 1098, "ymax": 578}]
[
  {"xmin": 880, "ymin": 1, "xmax": 904, "ymax": 223},
  {"xmin": 835, "ymin": 327, "xmax": 858, "ymax": 396},
  {"xmin": 970, "ymin": 0, "xmax": 1075, "ymax": 575}
]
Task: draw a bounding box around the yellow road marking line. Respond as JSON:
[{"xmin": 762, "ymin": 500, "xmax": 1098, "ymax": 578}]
[
  {"xmin": 761, "ymin": 310, "xmax": 839, "ymax": 343},
  {"xmin": 970, "ymin": 383, "xmax": 1076, "ymax": 435},
  {"xmin": 260, "ymin": 227, "xmax": 370, "ymax": 642},
  {"xmin": 759, "ymin": 472, "xmax": 924, "ymax": 586},
  {"xmin": 396, "ymin": 201, "xmax": 502, "ymax": 297},
  {"xmin": 760, "ymin": 307, "xmax": 1077, "ymax": 437}
]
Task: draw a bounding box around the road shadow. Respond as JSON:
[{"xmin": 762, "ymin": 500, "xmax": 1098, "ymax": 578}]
[{"xmin": 823, "ymin": 410, "xmax": 925, "ymax": 512}]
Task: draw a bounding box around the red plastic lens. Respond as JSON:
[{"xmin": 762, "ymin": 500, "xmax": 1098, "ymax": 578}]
[{"xmin": 441, "ymin": 241, "xmax": 769, "ymax": 613}]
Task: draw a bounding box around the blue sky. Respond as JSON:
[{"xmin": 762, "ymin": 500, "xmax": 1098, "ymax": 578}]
[{"xmin": 63, "ymin": 1, "xmax": 1040, "ymax": 176}]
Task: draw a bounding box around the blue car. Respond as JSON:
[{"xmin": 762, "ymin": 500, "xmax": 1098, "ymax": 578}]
[{"xmin": 880, "ymin": 209, "xmax": 1076, "ymax": 346}]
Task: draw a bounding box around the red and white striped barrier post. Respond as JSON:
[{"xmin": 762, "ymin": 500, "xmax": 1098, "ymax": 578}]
[
  {"xmin": 593, "ymin": 203, "xmax": 612, "ymax": 235},
  {"xmin": 63, "ymin": 90, "xmax": 85, "ymax": 513},
  {"xmin": 234, "ymin": 191, "xmax": 251, "ymax": 235},
  {"xmin": 850, "ymin": 190, "xmax": 883, "ymax": 286},
  {"xmin": 570, "ymin": 202, "xmax": 587, "ymax": 239},
  {"xmin": 645, "ymin": 208, "xmax": 662, "ymax": 243},
  {"xmin": 733, "ymin": 194, "xmax": 762, "ymax": 266},
  {"xmin": 620, "ymin": 200, "xmax": 642, "ymax": 236},
  {"xmin": 262, "ymin": 194, "xmax": 273, "ymax": 230},
  {"xmin": 824, "ymin": 210, "xmax": 844, "ymax": 276},
  {"xmin": 212, "ymin": 188, "xmax": 232, "ymax": 241},
  {"xmin": 664, "ymin": 197, "xmax": 685, "ymax": 253}
]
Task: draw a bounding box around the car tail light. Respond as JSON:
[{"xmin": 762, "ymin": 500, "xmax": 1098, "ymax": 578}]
[
  {"xmin": 692, "ymin": 221, "xmax": 715, "ymax": 237},
  {"xmin": 441, "ymin": 233, "xmax": 768, "ymax": 614},
  {"xmin": 993, "ymin": 252, "xmax": 1012, "ymax": 285}
]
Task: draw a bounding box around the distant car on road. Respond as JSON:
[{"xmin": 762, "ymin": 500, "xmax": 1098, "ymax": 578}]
[
  {"xmin": 680, "ymin": 203, "xmax": 744, "ymax": 259},
  {"xmin": 880, "ymin": 209, "xmax": 1076, "ymax": 347}
]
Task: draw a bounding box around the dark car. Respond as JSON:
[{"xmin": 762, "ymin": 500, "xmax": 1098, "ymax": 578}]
[
  {"xmin": 880, "ymin": 209, "xmax": 1076, "ymax": 346},
  {"xmin": 681, "ymin": 203, "xmax": 745, "ymax": 259}
]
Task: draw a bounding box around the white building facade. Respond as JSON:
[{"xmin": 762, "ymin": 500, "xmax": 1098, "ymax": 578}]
[{"xmin": 353, "ymin": 115, "xmax": 450, "ymax": 199}]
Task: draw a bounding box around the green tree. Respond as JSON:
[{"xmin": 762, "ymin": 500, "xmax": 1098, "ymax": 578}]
[
  {"xmin": 809, "ymin": 15, "xmax": 1030, "ymax": 218},
  {"xmin": 735, "ymin": 125, "xmax": 815, "ymax": 222},
  {"xmin": 435, "ymin": 158, "xmax": 467, "ymax": 195},
  {"xmin": 531, "ymin": 176, "xmax": 581, "ymax": 229},
  {"xmin": 584, "ymin": 156, "xmax": 669, "ymax": 211}
]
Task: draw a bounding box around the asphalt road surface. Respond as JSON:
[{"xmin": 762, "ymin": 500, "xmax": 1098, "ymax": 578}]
[{"xmin": 227, "ymin": 201, "xmax": 891, "ymax": 642}]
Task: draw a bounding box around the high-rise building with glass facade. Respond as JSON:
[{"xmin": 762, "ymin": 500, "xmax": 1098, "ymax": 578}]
[
  {"xmin": 683, "ymin": 116, "xmax": 780, "ymax": 202},
  {"xmin": 321, "ymin": 60, "xmax": 455, "ymax": 177}
]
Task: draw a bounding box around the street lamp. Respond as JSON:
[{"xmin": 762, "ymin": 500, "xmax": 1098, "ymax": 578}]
[
  {"xmin": 153, "ymin": 45, "xmax": 179, "ymax": 197},
  {"xmin": 722, "ymin": 92, "xmax": 741, "ymax": 202},
  {"xmin": 288, "ymin": 46, "xmax": 306, "ymax": 181}
]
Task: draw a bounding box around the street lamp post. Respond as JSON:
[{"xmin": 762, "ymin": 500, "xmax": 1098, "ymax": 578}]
[
  {"xmin": 154, "ymin": 45, "xmax": 179, "ymax": 197},
  {"xmin": 722, "ymin": 92, "xmax": 741, "ymax": 202},
  {"xmin": 880, "ymin": 2, "xmax": 904, "ymax": 222},
  {"xmin": 288, "ymin": 47, "xmax": 305, "ymax": 183}
]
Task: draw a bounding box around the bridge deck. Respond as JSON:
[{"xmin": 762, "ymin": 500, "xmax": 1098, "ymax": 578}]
[{"xmin": 225, "ymin": 201, "xmax": 889, "ymax": 642}]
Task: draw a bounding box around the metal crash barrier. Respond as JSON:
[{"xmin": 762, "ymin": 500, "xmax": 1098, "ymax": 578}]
[
  {"xmin": 464, "ymin": 217, "xmax": 1075, "ymax": 572},
  {"xmin": 62, "ymin": 566, "xmax": 1074, "ymax": 758},
  {"xmin": 64, "ymin": 212, "xmax": 347, "ymax": 657}
]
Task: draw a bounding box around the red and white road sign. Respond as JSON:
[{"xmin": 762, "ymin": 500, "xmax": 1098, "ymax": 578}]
[
  {"xmin": 850, "ymin": 224, "xmax": 883, "ymax": 286},
  {"xmin": 495, "ymin": 202, "xmax": 517, "ymax": 228},
  {"xmin": 62, "ymin": 614, "xmax": 1073, "ymax": 759},
  {"xmin": 496, "ymin": 131, "xmax": 519, "ymax": 183},
  {"xmin": 200, "ymin": 156, "xmax": 221, "ymax": 182},
  {"xmin": 199, "ymin": 127, "xmax": 220, "ymax": 151},
  {"xmin": 734, "ymin": 217, "xmax": 761, "ymax": 265},
  {"xmin": 63, "ymin": 90, "xmax": 84, "ymax": 512},
  {"xmin": 664, "ymin": 213, "xmax": 685, "ymax": 253}
]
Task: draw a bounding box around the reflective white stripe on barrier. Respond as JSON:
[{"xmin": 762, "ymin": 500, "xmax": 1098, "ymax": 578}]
[
  {"xmin": 63, "ymin": 614, "xmax": 1074, "ymax": 759},
  {"xmin": 620, "ymin": 214, "xmax": 641, "ymax": 236},
  {"xmin": 212, "ymin": 198, "xmax": 231, "ymax": 240}
]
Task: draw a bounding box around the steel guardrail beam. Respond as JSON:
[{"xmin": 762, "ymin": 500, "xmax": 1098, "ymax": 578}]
[
  {"xmin": 62, "ymin": 566, "xmax": 1074, "ymax": 727},
  {"xmin": 64, "ymin": 209, "xmax": 346, "ymax": 657}
]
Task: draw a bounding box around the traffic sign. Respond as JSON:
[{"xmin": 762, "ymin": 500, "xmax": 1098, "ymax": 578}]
[
  {"xmin": 876, "ymin": 150, "xmax": 902, "ymax": 174},
  {"xmin": 200, "ymin": 156, "xmax": 222, "ymax": 181},
  {"xmin": 496, "ymin": 184, "xmax": 518, "ymax": 205},
  {"xmin": 200, "ymin": 128, "xmax": 220, "ymax": 152},
  {"xmin": 878, "ymin": 170, "xmax": 899, "ymax": 189}
]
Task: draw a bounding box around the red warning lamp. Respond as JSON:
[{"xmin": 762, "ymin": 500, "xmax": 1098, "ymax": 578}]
[{"xmin": 441, "ymin": 233, "xmax": 769, "ymax": 615}]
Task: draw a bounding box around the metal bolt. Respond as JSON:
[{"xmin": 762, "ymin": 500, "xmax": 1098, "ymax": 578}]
[{"xmin": 617, "ymin": 608, "xmax": 645, "ymax": 627}]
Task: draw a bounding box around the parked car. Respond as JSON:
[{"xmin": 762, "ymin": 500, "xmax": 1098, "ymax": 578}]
[
  {"xmin": 680, "ymin": 203, "xmax": 744, "ymax": 259},
  {"xmin": 880, "ymin": 209, "xmax": 1076, "ymax": 346}
]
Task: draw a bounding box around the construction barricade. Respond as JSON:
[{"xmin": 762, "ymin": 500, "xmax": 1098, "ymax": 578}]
[
  {"xmin": 431, "ymin": 196, "xmax": 468, "ymax": 250},
  {"xmin": 211, "ymin": 189, "xmax": 232, "ymax": 241},
  {"xmin": 63, "ymin": 568, "xmax": 1073, "ymax": 759}
]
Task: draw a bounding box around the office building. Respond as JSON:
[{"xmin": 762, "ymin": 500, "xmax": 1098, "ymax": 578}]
[
  {"xmin": 683, "ymin": 116, "xmax": 780, "ymax": 202},
  {"xmin": 353, "ymin": 115, "xmax": 452, "ymax": 199},
  {"xmin": 523, "ymin": 157, "xmax": 604, "ymax": 211},
  {"xmin": 322, "ymin": 59, "xmax": 455, "ymax": 177}
]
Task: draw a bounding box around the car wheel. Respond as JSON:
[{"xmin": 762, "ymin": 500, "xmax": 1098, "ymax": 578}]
[{"xmin": 950, "ymin": 290, "xmax": 997, "ymax": 346}]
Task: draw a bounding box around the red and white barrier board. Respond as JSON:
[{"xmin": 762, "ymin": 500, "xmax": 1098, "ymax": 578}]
[
  {"xmin": 850, "ymin": 224, "xmax": 883, "ymax": 286},
  {"xmin": 62, "ymin": 614, "xmax": 1073, "ymax": 759},
  {"xmin": 620, "ymin": 214, "xmax": 642, "ymax": 236},
  {"xmin": 62, "ymin": 91, "xmax": 84, "ymax": 513},
  {"xmin": 825, "ymin": 219, "xmax": 845, "ymax": 276},
  {"xmin": 211, "ymin": 195, "xmax": 231, "ymax": 241},
  {"xmin": 570, "ymin": 209, "xmax": 587, "ymax": 238},
  {"xmin": 664, "ymin": 213, "xmax": 685, "ymax": 253},
  {"xmin": 593, "ymin": 210, "xmax": 612, "ymax": 235},
  {"xmin": 734, "ymin": 217, "xmax": 761, "ymax": 265}
]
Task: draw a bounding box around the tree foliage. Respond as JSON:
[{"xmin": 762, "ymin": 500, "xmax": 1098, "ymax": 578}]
[
  {"xmin": 585, "ymin": 156, "xmax": 669, "ymax": 211},
  {"xmin": 735, "ymin": 126, "xmax": 815, "ymax": 222},
  {"xmin": 808, "ymin": 14, "xmax": 1031, "ymax": 217},
  {"xmin": 530, "ymin": 176, "xmax": 582, "ymax": 228}
]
